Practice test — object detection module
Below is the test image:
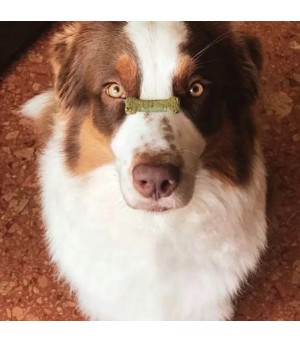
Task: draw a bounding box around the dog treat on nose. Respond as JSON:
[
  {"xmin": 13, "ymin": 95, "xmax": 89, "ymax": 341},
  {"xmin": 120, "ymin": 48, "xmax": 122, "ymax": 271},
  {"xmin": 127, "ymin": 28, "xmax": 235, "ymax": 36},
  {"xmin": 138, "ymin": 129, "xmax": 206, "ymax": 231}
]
[{"xmin": 125, "ymin": 96, "xmax": 180, "ymax": 115}]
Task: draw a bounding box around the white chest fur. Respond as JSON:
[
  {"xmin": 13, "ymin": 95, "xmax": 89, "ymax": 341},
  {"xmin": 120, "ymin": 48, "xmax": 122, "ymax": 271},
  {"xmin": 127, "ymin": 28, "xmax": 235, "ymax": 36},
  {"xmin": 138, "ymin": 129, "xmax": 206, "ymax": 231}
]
[{"xmin": 40, "ymin": 123, "xmax": 267, "ymax": 320}]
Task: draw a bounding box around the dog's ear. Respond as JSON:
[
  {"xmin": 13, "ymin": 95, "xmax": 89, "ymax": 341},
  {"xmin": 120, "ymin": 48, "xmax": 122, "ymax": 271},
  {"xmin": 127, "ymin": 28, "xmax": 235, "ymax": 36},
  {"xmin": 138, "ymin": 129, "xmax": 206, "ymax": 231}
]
[
  {"xmin": 241, "ymin": 33, "xmax": 263, "ymax": 73},
  {"xmin": 225, "ymin": 32, "xmax": 263, "ymax": 115},
  {"xmin": 50, "ymin": 23, "xmax": 89, "ymax": 109}
]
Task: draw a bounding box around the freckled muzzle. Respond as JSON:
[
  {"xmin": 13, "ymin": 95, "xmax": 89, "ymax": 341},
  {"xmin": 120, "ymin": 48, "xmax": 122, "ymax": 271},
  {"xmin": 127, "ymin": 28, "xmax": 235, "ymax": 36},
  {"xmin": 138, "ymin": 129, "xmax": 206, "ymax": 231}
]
[
  {"xmin": 125, "ymin": 96, "xmax": 183, "ymax": 200},
  {"xmin": 112, "ymin": 101, "xmax": 205, "ymax": 212}
]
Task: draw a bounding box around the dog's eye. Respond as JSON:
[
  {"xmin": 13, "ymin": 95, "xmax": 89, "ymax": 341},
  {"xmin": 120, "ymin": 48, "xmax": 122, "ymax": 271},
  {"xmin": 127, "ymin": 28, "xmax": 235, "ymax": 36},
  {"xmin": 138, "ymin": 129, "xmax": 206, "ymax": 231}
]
[
  {"xmin": 189, "ymin": 82, "xmax": 204, "ymax": 97},
  {"xmin": 106, "ymin": 83, "xmax": 125, "ymax": 99}
]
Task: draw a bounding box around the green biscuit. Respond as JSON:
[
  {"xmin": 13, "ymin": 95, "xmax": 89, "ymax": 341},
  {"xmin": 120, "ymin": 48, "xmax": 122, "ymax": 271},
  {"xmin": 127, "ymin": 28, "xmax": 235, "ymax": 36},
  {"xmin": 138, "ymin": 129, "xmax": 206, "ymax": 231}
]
[{"xmin": 125, "ymin": 96, "xmax": 180, "ymax": 115}]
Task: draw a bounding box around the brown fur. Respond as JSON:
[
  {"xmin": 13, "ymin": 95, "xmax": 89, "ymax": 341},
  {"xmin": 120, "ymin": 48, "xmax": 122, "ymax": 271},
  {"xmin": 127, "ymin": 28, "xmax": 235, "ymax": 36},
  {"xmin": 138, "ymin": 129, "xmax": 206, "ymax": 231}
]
[
  {"xmin": 64, "ymin": 111, "xmax": 83, "ymax": 172},
  {"xmin": 202, "ymin": 118, "xmax": 240, "ymax": 185},
  {"xmin": 174, "ymin": 55, "xmax": 197, "ymax": 94},
  {"xmin": 161, "ymin": 117, "xmax": 175, "ymax": 144},
  {"xmin": 202, "ymin": 111, "xmax": 256, "ymax": 185},
  {"xmin": 161, "ymin": 117, "xmax": 173, "ymax": 133},
  {"xmin": 76, "ymin": 116, "xmax": 115, "ymax": 174},
  {"xmin": 64, "ymin": 109, "xmax": 115, "ymax": 175},
  {"xmin": 115, "ymin": 54, "xmax": 139, "ymax": 95},
  {"xmin": 174, "ymin": 22, "xmax": 262, "ymax": 185},
  {"xmin": 49, "ymin": 22, "xmax": 137, "ymax": 175}
]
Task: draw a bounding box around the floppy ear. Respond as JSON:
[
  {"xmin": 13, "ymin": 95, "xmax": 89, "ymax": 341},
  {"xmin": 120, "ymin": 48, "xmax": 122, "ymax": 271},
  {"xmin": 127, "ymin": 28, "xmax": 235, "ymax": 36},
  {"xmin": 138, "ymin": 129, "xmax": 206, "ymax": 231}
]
[
  {"xmin": 241, "ymin": 33, "xmax": 263, "ymax": 73},
  {"xmin": 50, "ymin": 23, "xmax": 89, "ymax": 109},
  {"xmin": 225, "ymin": 32, "xmax": 263, "ymax": 115}
]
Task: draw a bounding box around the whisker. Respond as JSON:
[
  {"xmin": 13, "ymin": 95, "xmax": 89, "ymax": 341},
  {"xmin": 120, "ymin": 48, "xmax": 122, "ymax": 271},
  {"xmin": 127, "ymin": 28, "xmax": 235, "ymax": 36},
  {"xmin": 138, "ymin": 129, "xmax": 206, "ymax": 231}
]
[
  {"xmin": 192, "ymin": 31, "xmax": 230, "ymax": 60},
  {"xmin": 192, "ymin": 31, "xmax": 231, "ymax": 63}
]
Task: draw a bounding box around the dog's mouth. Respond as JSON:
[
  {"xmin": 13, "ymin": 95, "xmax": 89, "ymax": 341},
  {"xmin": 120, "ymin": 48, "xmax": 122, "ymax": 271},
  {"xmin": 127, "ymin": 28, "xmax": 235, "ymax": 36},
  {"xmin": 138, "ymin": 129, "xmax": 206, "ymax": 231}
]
[
  {"xmin": 122, "ymin": 191, "xmax": 191, "ymax": 213},
  {"xmin": 129, "ymin": 203, "xmax": 172, "ymax": 212}
]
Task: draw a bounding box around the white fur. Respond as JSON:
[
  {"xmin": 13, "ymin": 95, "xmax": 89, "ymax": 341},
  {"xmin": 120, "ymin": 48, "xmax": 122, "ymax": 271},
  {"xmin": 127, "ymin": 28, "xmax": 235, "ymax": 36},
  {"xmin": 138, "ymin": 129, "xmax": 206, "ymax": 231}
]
[
  {"xmin": 39, "ymin": 119, "xmax": 266, "ymax": 320},
  {"xmin": 126, "ymin": 22, "xmax": 187, "ymax": 99},
  {"xmin": 117, "ymin": 22, "xmax": 203, "ymax": 209},
  {"xmin": 21, "ymin": 90, "xmax": 55, "ymax": 119}
]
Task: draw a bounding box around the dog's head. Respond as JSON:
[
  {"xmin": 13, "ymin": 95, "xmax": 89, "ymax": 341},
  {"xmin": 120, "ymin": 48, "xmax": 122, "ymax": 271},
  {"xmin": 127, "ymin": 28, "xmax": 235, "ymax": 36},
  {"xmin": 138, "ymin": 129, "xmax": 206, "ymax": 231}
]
[{"xmin": 47, "ymin": 21, "xmax": 262, "ymax": 212}]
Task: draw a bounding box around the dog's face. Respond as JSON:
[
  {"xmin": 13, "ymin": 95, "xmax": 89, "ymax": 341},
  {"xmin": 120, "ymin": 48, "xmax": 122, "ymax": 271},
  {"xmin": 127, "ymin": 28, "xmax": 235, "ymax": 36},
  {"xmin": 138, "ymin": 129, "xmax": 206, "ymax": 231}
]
[{"xmin": 51, "ymin": 22, "xmax": 262, "ymax": 212}]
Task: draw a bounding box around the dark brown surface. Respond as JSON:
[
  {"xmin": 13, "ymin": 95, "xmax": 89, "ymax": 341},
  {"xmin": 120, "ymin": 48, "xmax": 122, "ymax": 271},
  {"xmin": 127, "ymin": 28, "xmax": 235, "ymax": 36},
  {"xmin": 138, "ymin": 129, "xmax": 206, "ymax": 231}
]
[
  {"xmin": 0, "ymin": 22, "xmax": 300, "ymax": 320},
  {"xmin": 0, "ymin": 22, "xmax": 52, "ymax": 71}
]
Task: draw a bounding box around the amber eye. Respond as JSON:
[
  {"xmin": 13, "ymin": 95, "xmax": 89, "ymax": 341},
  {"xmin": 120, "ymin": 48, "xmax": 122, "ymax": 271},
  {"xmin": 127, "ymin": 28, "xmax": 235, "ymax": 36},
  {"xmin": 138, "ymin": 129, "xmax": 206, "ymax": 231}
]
[
  {"xmin": 189, "ymin": 82, "xmax": 204, "ymax": 97},
  {"xmin": 106, "ymin": 83, "xmax": 125, "ymax": 98}
]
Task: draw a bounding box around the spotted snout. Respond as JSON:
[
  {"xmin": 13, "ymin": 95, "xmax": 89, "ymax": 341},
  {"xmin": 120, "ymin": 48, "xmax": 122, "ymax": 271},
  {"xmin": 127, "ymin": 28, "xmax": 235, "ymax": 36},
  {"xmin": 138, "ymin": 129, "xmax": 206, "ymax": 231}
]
[{"xmin": 111, "ymin": 111, "xmax": 206, "ymax": 211}]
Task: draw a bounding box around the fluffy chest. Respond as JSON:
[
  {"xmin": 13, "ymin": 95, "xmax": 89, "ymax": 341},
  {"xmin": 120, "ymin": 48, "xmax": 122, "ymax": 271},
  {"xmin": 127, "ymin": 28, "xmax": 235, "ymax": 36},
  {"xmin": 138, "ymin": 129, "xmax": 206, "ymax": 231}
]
[{"xmin": 40, "ymin": 130, "xmax": 266, "ymax": 320}]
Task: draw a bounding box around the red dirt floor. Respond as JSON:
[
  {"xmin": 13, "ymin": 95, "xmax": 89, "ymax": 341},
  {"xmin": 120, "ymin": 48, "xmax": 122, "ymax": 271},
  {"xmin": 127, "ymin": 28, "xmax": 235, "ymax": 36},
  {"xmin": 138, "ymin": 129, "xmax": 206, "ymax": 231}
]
[{"xmin": 0, "ymin": 22, "xmax": 300, "ymax": 320}]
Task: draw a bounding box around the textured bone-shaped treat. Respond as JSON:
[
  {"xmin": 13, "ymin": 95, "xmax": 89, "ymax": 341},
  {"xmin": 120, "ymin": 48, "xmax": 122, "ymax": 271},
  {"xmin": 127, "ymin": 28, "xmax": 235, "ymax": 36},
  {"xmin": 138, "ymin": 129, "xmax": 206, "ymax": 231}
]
[{"xmin": 125, "ymin": 96, "xmax": 180, "ymax": 115}]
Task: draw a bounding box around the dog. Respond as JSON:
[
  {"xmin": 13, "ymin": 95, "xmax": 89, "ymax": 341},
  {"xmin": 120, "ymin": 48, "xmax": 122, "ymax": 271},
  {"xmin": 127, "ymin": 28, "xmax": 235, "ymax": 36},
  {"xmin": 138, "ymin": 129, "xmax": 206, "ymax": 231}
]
[{"xmin": 22, "ymin": 22, "xmax": 267, "ymax": 320}]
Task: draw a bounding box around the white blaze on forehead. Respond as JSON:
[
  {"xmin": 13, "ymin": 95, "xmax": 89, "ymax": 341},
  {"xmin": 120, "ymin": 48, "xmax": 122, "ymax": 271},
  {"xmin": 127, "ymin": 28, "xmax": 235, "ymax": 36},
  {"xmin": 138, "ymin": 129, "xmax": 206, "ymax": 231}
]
[{"xmin": 126, "ymin": 22, "xmax": 188, "ymax": 99}]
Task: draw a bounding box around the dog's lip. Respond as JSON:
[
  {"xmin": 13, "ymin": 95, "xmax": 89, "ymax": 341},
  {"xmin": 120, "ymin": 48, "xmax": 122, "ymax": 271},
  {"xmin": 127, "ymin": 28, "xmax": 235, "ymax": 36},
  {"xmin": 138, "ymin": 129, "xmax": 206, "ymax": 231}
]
[{"xmin": 129, "ymin": 203, "xmax": 172, "ymax": 212}]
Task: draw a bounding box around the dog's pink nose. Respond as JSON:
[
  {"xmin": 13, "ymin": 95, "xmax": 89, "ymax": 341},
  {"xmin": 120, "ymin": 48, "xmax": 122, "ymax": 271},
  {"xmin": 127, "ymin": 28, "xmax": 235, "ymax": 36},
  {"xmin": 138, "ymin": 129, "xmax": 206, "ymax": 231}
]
[{"xmin": 132, "ymin": 164, "xmax": 180, "ymax": 200}]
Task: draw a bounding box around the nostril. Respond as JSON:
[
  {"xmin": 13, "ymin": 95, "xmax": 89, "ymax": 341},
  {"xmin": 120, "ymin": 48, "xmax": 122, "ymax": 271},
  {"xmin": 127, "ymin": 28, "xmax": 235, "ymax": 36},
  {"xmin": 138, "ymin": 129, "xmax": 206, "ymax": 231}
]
[{"xmin": 161, "ymin": 180, "xmax": 172, "ymax": 193}]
